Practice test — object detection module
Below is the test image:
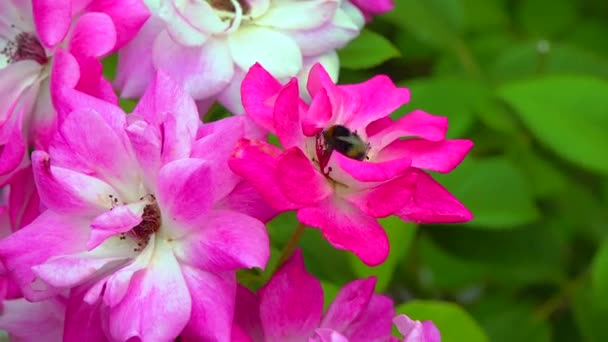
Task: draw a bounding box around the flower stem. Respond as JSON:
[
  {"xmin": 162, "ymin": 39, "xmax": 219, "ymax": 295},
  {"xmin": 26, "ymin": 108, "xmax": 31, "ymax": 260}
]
[
  {"xmin": 533, "ymin": 269, "xmax": 589, "ymax": 321},
  {"xmin": 274, "ymin": 222, "xmax": 307, "ymax": 273}
]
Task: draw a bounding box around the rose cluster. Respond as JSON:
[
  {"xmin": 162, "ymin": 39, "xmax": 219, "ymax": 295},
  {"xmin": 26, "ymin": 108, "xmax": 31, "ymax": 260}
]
[{"xmin": 0, "ymin": 0, "xmax": 472, "ymax": 341}]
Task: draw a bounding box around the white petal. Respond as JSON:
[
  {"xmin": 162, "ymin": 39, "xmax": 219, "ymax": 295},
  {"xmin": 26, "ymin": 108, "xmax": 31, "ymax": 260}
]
[{"xmin": 255, "ymin": 0, "xmax": 338, "ymax": 30}]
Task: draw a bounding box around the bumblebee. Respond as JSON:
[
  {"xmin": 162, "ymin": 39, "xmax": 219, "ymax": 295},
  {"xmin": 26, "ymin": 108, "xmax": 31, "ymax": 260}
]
[{"xmin": 322, "ymin": 125, "xmax": 369, "ymax": 161}]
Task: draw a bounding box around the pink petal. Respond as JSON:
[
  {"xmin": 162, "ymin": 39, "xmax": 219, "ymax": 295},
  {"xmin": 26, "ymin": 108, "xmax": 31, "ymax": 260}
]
[
  {"xmin": 313, "ymin": 329, "xmax": 349, "ymax": 342},
  {"xmin": 174, "ymin": 209, "xmax": 269, "ymax": 272},
  {"xmin": 217, "ymin": 67, "xmax": 247, "ymax": 115},
  {"xmin": 32, "ymin": 0, "xmax": 71, "ymax": 47},
  {"xmin": 86, "ymin": 0, "xmax": 150, "ymax": 50},
  {"xmin": 131, "ymin": 71, "xmax": 199, "ymax": 163},
  {"xmin": 0, "ymin": 297, "xmax": 65, "ymax": 341},
  {"xmin": 297, "ymin": 198, "xmax": 389, "ymax": 266},
  {"xmin": 191, "ymin": 115, "xmax": 247, "ymax": 201},
  {"xmin": 344, "ymin": 173, "xmax": 417, "ymax": 218},
  {"xmin": 179, "ymin": 265, "xmax": 236, "ymax": 342},
  {"xmin": 0, "ymin": 211, "xmax": 89, "ymax": 300},
  {"xmin": 115, "ymin": 18, "xmax": 163, "ymax": 98},
  {"xmin": 50, "ymin": 108, "xmax": 135, "ymax": 189},
  {"xmin": 342, "ymin": 294, "xmax": 395, "ymax": 341},
  {"xmin": 274, "ymin": 79, "xmax": 304, "ymax": 148},
  {"xmin": 156, "ymin": 158, "xmax": 213, "ymax": 233},
  {"xmin": 64, "ymin": 286, "xmax": 106, "ymax": 342},
  {"xmin": 367, "ymin": 110, "xmax": 448, "ymax": 151},
  {"xmin": 422, "ymin": 321, "xmax": 442, "ymax": 342},
  {"xmin": 68, "ymin": 12, "xmax": 117, "ymax": 58},
  {"xmin": 340, "ymin": 75, "xmax": 410, "ymax": 130},
  {"xmin": 107, "ymin": 239, "xmax": 191, "ymax": 341},
  {"xmin": 394, "ymin": 315, "xmax": 441, "ymax": 342},
  {"xmin": 303, "ymin": 87, "xmax": 332, "ymax": 136},
  {"xmin": 153, "ymin": 31, "xmax": 234, "ymax": 100},
  {"xmin": 6, "ymin": 166, "xmax": 40, "ymax": 230},
  {"xmin": 124, "ymin": 120, "xmax": 162, "ymax": 190},
  {"xmin": 321, "ymin": 278, "xmax": 376, "ymax": 331},
  {"xmin": 259, "ymin": 250, "xmax": 323, "ymax": 342},
  {"xmin": 0, "ymin": 111, "xmax": 26, "ymax": 177},
  {"xmin": 307, "ymin": 63, "xmax": 336, "ymax": 99},
  {"xmin": 87, "ymin": 202, "xmax": 146, "ymax": 250},
  {"xmin": 31, "ymin": 151, "xmax": 115, "ymax": 216},
  {"xmin": 229, "ymin": 139, "xmax": 300, "ymax": 211},
  {"xmin": 277, "ymin": 147, "xmax": 333, "ymax": 205},
  {"xmin": 331, "ymin": 152, "xmax": 411, "ymax": 183},
  {"xmin": 378, "ymin": 139, "xmax": 474, "ymax": 173},
  {"xmin": 241, "ymin": 63, "xmax": 284, "ymax": 132},
  {"xmin": 218, "ymin": 181, "xmax": 279, "ymax": 223},
  {"xmin": 396, "ymin": 170, "xmax": 473, "ymax": 224},
  {"xmin": 234, "ymin": 285, "xmax": 264, "ymax": 342}
]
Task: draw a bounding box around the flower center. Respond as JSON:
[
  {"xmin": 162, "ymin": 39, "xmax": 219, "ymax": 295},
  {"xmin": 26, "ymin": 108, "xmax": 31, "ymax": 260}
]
[
  {"xmin": 206, "ymin": 0, "xmax": 251, "ymax": 31},
  {"xmin": 1, "ymin": 31, "xmax": 48, "ymax": 67},
  {"xmin": 121, "ymin": 195, "xmax": 161, "ymax": 252},
  {"xmin": 315, "ymin": 125, "xmax": 370, "ymax": 175},
  {"xmin": 209, "ymin": 0, "xmax": 250, "ymax": 14}
]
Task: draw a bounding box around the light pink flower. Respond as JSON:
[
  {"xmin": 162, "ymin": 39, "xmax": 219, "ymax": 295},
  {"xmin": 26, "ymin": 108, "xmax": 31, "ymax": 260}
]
[
  {"xmin": 394, "ymin": 315, "xmax": 441, "ymax": 342},
  {"xmin": 349, "ymin": 0, "xmax": 394, "ymax": 20},
  {"xmin": 0, "ymin": 72, "xmax": 270, "ymax": 341},
  {"xmin": 116, "ymin": 0, "xmax": 365, "ymax": 114},
  {"xmin": 0, "ymin": 296, "xmax": 66, "ymax": 341},
  {"xmin": 0, "ymin": 0, "xmax": 148, "ymax": 184},
  {"xmin": 230, "ymin": 64, "xmax": 473, "ymax": 266},
  {"xmin": 233, "ymin": 249, "xmax": 396, "ymax": 342}
]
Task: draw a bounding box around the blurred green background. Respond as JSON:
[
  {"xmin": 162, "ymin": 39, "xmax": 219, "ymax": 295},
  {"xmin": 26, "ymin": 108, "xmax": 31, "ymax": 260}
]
[{"xmin": 104, "ymin": 0, "xmax": 608, "ymax": 340}]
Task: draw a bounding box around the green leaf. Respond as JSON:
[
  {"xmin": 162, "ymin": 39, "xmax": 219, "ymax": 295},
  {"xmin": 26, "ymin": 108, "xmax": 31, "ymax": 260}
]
[
  {"xmin": 460, "ymin": 0, "xmax": 509, "ymax": 31},
  {"xmin": 384, "ymin": 0, "xmax": 464, "ymax": 49},
  {"xmin": 436, "ymin": 157, "xmax": 540, "ymax": 228},
  {"xmin": 396, "ymin": 78, "xmax": 483, "ymax": 138},
  {"xmin": 470, "ymin": 296, "xmax": 551, "ymax": 342},
  {"xmin": 338, "ymin": 29, "xmax": 399, "ymax": 69},
  {"xmin": 498, "ymin": 75, "xmax": 608, "ymax": 175},
  {"xmin": 429, "ymin": 225, "xmax": 565, "ymax": 286},
  {"xmin": 101, "ymin": 53, "xmax": 118, "ymax": 81},
  {"xmin": 516, "ymin": 0, "xmax": 578, "ymax": 37},
  {"xmin": 395, "ymin": 300, "xmax": 489, "ymax": 342},
  {"xmin": 349, "ymin": 218, "xmax": 416, "ymax": 292},
  {"xmin": 573, "ymin": 285, "xmax": 608, "ymax": 342},
  {"xmin": 591, "ymin": 240, "xmax": 608, "ymax": 308}
]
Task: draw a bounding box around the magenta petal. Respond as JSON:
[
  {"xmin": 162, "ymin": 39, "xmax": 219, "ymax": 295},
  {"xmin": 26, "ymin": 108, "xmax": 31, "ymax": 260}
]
[
  {"xmin": 0, "ymin": 297, "xmax": 65, "ymax": 341},
  {"xmin": 87, "ymin": 202, "xmax": 146, "ymax": 250},
  {"xmin": 234, "ymin": 285, "xmax": 264, "ymax": 342},
  {"xmin": 303, "ymin": 88, "xmax": 332, "ymax": 136},
  {"xmin": 297, "ymin": 198, "xmax": 389, "ymax": 266},
  {"xmin": 321, "ymin": 278, "xmax": 376, "ymax": 331},
  {"xmin": 125, "ymin": 120, "xmax": 162, "ymax": 190},
  {"xmin": 0, "ymin": 113, "xmax": 26, "ymax": 177},
  {"xmin": 378, "ymin": 139, "xmax": 474, "ymax": 173},
  {"xmin": 229, "ymin": 139, "xmax": 300, "ymax": 211},
  {"xmin": 341, "ymin": 75, "xmax": 410, "ymax": 129},
  {"xmin": 180, "ymin": 265, "xmax": 236, "ymax": 342},
  {"xmin": 306, "ymin": 63, "xmax": 336, "ymax": 99},
  {"xmin": 6, "ymin": 166, "xmax": 40, "ymax": 230},
  {"xmin": 219, "ymin": 181, "xmax": 279, "ymax": 223},
  {"xmin": 422, "ymin": 321, "xmax": 442, "ymax": 342},
  {"xmin": 367, "ymin": 110, "xmax": 448, "ymax": 150},
  {"xmin": 273, "ymin": 79, "xmax": 304, "ymax": 148},
  {"xmin": 64, "ymin": 286, "xmax": 106, "ymax": 342},
  {"xmin": 32, "ymin": 0, "xmax": 71, "ymax": 47},
  {"xmin": 314, "ymin": 329, "xmax": 349, "ymax": 342},
  {"xmin": 157, "ymin": 159, "xmax": 213, "ymax": 232},
  {"xmin": 396, "ymin": 170, "xmax": 473, "ymax": 223},
  {"xmin": 115, "ymin": 18, "xmax": 162, "ymax": 98},
  {"xmin": 342, "ymin": 294, "xmax": 395, "ymax": 341},
  {"xmin": 394, "ymin": 315, "xmax": 441, "ymax": 342},
  {"xmin": 345, "ymin": 174, "xmax": 417, "ymax": 218},
  {"xmin": 332, "ymin": 152, "xmax": 411, "ymax": 183},
  {"xmin": 31, "ymin": 151, "xmax": 114, "ymax": 215},
  {"xmin": 0, "ymin": 211, "xmax": 89, "ymax": 300},
  {"xmin": 277, "ymin": 147, "xmax": 333, "ymax": 205},
  {"xmin": 68, "ymin": 12, "xmax": 117, "ymax": 57},
  {"xmin": 241, "ymin": 63, "xmax": 284, "ymax": 132},
  {"xmin": 259, "ymin": 250, "xmax": 323, "ymax": 341},
  {"xmin": 107, "ymin": 239, "xmax": 191, "ymax": 341},
  {"xmin": 174, "ymin": 209, "xmax": 269, "ymax": 272},
  {"xmin": 86, "ymin": 0, "xmax": 150, "ymax": 50}
]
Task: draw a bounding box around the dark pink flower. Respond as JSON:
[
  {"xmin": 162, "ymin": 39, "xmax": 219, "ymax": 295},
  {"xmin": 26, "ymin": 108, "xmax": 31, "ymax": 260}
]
[
  {"xmin": 230, "ymin": 64, "xmax": 473, "ymax": 266},
  {"xmin": 349, "ymin": 0, "xmax": 394, "ymax": 20},
  {"xmin": 233, "ymin": 249, "xmax": 396, "ymax": 342},
  {"xmin": 394, "ymin": 315, "xmax": 441, "ymax": 342},
  {"xmin": 0, "ymin": 0, "xmax": 148, "ymax": 183},
  {"xmin": 0, "ymin": 72, "xmax": 270, "ymax": 341}
]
